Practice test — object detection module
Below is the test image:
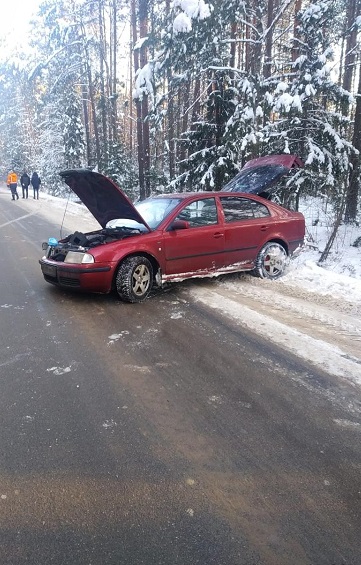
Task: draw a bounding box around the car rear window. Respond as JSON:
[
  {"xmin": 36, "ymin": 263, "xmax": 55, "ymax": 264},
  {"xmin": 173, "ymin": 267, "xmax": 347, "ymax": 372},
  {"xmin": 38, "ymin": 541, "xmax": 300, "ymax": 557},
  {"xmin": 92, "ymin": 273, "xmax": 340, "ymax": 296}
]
[{"xmin": 223, "ymin": 164, "xmax": 288, "ymax": 194}]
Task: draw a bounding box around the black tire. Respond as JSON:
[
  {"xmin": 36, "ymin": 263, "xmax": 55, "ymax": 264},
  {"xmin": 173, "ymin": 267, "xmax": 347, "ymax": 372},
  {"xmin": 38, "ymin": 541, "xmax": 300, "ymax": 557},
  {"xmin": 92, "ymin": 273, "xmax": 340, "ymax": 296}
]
[
  {"xmin": 116, "ymin": 256, "xmax": 153, "ymax": 303},
  {"xmin": 253, "ymin": 242, "xmax": 288, "ymax": 280}
]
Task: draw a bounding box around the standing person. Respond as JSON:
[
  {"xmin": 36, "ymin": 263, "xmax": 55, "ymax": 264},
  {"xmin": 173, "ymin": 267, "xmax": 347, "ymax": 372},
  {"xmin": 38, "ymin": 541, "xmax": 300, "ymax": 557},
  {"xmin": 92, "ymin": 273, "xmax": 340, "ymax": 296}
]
[
  {"xmin": 31, "ymin": 171, "xmax": 41, "ymax": 199},
  {"xmin": 6, "ymin": 170, "xmax": 19, "ymax": 200},
  {"xmin": 20, "ymin": 171, "xmax": 30, "ymax": 198}
]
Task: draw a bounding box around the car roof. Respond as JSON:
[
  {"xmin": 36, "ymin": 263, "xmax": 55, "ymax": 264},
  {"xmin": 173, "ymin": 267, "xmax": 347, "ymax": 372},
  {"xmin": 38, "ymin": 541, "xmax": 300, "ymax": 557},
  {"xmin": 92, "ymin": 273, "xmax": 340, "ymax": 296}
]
[{"xmin": 148, "ymin": 191, "xmax": 269, "ymax": 201}]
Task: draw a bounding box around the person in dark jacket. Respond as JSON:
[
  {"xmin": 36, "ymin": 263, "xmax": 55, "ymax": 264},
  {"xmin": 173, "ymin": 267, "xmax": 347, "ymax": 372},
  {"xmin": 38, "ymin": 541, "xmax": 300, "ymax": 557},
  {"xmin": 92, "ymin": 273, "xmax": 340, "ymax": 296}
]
[
  {"xmin": 20, "ymin": 171, "xmax": 30, "ymax": 198},
  {"xmin": 31, "ymin": 172, "xmax": 41, "ymax": 199}
]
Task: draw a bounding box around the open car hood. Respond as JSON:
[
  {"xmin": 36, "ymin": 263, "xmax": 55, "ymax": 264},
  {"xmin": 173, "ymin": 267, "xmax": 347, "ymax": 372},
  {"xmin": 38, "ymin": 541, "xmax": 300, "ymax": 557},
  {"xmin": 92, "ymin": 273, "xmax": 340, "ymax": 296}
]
[
  {"xmin": 223, "ymin": 154, "xmax": 304, "ymax": 196},
  {"xmin": 60, "ymin": 169, "xmax": 151, "ymax": 231}
]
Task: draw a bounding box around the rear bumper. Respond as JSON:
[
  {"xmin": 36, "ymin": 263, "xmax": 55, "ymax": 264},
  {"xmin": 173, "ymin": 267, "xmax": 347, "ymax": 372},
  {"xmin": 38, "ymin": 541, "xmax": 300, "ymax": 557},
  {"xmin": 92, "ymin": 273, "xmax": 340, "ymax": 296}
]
[{"xmin": 290, "ymin": 240, "xmax": 305, "ymax": 258}]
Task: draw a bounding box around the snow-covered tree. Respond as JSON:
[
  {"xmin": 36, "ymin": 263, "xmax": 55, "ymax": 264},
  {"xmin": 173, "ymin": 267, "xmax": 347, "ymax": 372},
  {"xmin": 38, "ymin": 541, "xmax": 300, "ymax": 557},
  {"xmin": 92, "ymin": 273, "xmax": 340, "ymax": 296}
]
[
  {"xmin": 62, "ymin": 89, "xmax": 85, "ymax": 169},
  {"xmin": 0, "ymin": 63, "xmax": 25, "ymax": 174},
  {"xmin": 0, "ymin": 0, "xmax": 358, "ymax": 216},
  {"xmin": 263, "ymin": 1, "xmax": 355, "ymax": 207}
]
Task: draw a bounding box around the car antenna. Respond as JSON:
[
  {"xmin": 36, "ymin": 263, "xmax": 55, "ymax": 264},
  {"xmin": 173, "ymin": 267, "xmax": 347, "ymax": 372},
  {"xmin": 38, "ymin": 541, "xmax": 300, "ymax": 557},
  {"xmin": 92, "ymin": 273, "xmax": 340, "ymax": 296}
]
[{"xmin": 60, "ymin": 191, "xmax": 72, "ymax": 240}]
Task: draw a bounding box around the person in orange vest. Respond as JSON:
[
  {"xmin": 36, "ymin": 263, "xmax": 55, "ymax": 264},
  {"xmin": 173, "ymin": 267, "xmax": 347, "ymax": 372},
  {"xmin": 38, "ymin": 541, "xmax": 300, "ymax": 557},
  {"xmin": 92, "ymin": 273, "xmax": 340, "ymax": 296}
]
[{"xmin": 6, "ymin": 171, "xmax": 19, "ymax": 200}]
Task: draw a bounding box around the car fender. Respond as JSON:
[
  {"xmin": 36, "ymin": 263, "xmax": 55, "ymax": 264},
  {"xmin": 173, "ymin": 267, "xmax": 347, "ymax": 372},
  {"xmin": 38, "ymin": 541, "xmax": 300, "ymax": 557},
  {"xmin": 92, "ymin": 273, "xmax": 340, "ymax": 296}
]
[
  {"xmin": 109, "ymin": 242, "xmax": 163, "ymax": 286},
  {"xmin": 259, "ymin": 234, "xmax": 289, "ymax": 255}
]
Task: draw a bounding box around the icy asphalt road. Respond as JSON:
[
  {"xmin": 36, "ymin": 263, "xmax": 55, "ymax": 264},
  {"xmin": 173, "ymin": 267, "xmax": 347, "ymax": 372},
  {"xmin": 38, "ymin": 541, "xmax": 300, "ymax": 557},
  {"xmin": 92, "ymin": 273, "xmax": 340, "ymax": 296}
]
[{"xmin": 0, "ymin": 187, "xmax": 361, "ymax": 564}]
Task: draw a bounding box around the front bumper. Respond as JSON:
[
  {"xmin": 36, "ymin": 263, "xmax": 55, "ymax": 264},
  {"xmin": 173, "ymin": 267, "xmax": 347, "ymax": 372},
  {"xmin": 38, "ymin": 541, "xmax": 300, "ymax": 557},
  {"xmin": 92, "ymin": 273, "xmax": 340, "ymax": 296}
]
[{"xmin": 39, "ymin": 258, "xmax": 113, "ymax": 293}]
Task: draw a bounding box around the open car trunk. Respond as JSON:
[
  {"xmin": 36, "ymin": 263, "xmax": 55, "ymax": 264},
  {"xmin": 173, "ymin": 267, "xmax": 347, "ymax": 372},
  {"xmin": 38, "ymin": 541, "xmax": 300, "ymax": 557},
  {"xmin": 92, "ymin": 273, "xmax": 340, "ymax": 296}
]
[{"xmin": 223, "ymin": 154, "xmax": 304, "ymax": 198}]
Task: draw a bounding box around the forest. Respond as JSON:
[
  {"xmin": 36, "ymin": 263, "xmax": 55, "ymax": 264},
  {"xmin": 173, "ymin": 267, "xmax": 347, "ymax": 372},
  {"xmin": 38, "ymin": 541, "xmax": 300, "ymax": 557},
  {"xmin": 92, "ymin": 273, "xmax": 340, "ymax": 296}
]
[{"xmin": 0, "ymin": 0, "xmax": 360, "ymax": 225}]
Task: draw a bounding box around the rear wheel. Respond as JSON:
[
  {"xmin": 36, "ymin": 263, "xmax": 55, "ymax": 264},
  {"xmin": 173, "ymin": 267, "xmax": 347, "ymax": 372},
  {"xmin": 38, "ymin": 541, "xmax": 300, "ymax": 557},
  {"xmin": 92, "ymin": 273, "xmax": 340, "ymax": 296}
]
[
  {"xmin": 254, "ymin": 242, "xmax": 288, "ymax": 279},
  {"xmin": 116, "ymin": 256, "xmax": 153, "ymax": 303}
]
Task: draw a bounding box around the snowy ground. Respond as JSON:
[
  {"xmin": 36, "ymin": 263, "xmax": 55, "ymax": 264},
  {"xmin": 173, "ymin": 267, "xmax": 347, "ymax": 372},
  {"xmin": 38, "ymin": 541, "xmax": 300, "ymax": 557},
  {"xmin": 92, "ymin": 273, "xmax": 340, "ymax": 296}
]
[{"xmin": 2, "ymin": 184, "xmax": 361, "ymax": 387}]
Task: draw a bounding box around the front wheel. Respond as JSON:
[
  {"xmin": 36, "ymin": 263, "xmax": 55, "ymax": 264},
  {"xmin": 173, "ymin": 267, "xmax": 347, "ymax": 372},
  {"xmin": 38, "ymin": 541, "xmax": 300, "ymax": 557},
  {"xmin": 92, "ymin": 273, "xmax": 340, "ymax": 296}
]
[
  {"xmin": 253, "ymin": 242, "xmax": 288, "ymax": 280},
  {"xmin": 116, "ymin": 256, "xmax": 153, "ymax": 303}
]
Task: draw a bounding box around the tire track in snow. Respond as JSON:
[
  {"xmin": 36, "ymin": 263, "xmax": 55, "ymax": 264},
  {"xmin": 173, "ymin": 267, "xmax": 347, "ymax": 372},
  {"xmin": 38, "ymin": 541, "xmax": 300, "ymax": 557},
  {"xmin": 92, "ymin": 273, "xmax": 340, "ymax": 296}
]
[{"xmin": 186, "ymin": 282, "xmax": 361, "ymax": 386}]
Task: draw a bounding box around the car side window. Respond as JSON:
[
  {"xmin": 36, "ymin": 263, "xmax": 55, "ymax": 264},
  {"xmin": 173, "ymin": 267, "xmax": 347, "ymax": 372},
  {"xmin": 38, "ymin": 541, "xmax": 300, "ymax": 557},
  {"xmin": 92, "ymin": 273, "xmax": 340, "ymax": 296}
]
[
  {"xmin": 220, "ymin": 196, "xmax": 270, "ymax": 222},
  {"xmin": 176, "ymin": 198, "xmax": 218, "ymax": 227},
  {"xmin": 250, "ymin": 200, "xmax": 270, "ymax": 218}
]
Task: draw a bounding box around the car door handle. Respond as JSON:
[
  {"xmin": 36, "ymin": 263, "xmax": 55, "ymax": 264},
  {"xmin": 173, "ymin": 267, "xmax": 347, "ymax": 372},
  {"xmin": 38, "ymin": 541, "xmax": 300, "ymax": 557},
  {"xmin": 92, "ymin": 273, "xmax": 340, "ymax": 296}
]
[
  {"xmin": 260, "ymin": 225, "xmax": 269, "ymax": 231},
  {"xmin": 213, "ymin": 232, "xmax": 224, "ymax": 238}
]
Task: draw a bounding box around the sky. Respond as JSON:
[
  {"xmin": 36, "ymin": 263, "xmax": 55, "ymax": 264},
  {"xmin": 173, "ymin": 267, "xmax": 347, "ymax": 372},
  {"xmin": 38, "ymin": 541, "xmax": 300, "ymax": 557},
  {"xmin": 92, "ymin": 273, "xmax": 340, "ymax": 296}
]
[{"xmin": 0, "ymin": 0, "xmax": 41, "ymax": 52}]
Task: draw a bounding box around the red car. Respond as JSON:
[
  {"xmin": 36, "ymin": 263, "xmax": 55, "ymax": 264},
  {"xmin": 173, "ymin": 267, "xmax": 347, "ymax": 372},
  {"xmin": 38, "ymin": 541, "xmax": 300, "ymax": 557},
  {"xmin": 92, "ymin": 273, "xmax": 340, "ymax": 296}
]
[{"xmin": 39, "ymin": 167, "xmax": 305, "ymax": 303}]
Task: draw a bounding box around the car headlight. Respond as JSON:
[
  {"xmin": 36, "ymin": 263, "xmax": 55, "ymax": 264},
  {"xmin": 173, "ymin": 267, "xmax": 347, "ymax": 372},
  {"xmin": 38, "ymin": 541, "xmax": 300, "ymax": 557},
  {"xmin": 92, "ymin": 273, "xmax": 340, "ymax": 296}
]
[{"xmin": 64, "ymin": 251, "xmax": 95, "ymax": 264}]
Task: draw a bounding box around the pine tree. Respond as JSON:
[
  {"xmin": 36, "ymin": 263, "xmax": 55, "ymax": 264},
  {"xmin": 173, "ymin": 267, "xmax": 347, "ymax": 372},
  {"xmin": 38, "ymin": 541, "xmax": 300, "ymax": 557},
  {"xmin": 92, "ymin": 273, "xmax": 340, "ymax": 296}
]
[
  {"xmin": 262, "ymin": 1, "xmax": 355, "ymax": 207},
  {"xmin": 62, "ymin": 89, "xmax": 85, "ymax": 170},
  {"xmin": 26, "ymin": 0, "xmax": 92, "ymax": 192},
  {"xmin": 0, "ymin": 63, "xmax": 25, "ymax": 174},
  {"xmin": 143, "ymin": 0, "xmax": 245, "ymax": 191}
]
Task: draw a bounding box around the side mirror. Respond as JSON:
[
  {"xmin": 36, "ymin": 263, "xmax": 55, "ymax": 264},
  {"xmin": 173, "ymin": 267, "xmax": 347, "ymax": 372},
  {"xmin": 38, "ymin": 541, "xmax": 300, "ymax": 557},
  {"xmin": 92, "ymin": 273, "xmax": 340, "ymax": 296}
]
[{"xmin": 169, "ymin": 219, "xmax": 190, "ymax": 231}]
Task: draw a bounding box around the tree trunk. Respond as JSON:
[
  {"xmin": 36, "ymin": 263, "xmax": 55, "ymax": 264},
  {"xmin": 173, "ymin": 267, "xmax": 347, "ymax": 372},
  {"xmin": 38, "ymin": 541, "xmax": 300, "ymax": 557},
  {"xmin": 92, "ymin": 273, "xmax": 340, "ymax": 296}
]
[
  {"xmin": 110, "ymin": 0, "xmax": 118, "ymax": 143},
  {"xmin": 76, "ymin": 27, "xmax": 91, "ymax": 166},
  {"xmin": 131, "ymin": 0, "xmax": 145, "ymax": 198},
  {"xmin": 263, "ymin": 0, "xmax": 274, "ymax": 78},
  {"xmin": 292, "ymin": 0, "xmax": 302, "ymax": 63},
  {"xmin": 319, "ymin": 188, "xmax": 347, "ymax": 263},
  {"xmin": 131, "ymin": 0, "xmax": 150, "ymax": 199},
  {"xmin": 81, "ymin": 24, "xmax": 101, "ymax": 167},
  {"xmin": 245, "ymin": 2, "xmax": 263, "ymax": 76},
  {"xmin": 166, "ymin": 0, "xmax": 175, "ymax": 180},
  {"xmin": 230, "ymin": 22, "xmax": 237, "ymax": 70},
  {"xmin": 129, "ymin": 25, "xmax": 134, "ymax": 154},
  {"xmin": 87, "ymin": 60, "xmax": 102, "ymax": 168},
  {"xmin": 345, "ymin": 58, "xmax": 361, "ymax": 221},
  {"xmin": 98, "ymin": 0, "xmax": 108, "ymax": 168},
  {"xmin": 167, "ymin": 68, "xmax": 175, "ymax": 180},
  {"xmin": 81, "ymin": 81, "xmax": 92, "ymax": 166},
  {"xmin": 139, "ymin": 0, "xmax": 150, "ymax": 197},
  {"xmin": 341, "ymin": 0, "xmax": 358, "ymax": 117}
]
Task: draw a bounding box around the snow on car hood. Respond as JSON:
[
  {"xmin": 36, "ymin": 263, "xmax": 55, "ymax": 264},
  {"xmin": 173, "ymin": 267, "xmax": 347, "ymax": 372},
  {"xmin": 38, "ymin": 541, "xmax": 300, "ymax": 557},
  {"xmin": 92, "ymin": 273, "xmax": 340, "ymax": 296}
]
[
  {"xmin": 223, "ymin": 154, "xmax": 304, "ymax": 196},
  {"xmin": 60, "ymin": 169, "xmax": 151, "ymax": 231}
]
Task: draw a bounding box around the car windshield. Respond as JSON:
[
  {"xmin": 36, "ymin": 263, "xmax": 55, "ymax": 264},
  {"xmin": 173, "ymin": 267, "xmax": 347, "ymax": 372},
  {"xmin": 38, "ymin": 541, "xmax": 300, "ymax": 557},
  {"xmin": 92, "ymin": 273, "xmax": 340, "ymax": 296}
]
[
  {"xmin": 135, "ymin": 197, "xmax": 183, "ymax": 229},
  {"xmin": 223, "ymin": 164, "xmax": 289, "ymax": 194}
]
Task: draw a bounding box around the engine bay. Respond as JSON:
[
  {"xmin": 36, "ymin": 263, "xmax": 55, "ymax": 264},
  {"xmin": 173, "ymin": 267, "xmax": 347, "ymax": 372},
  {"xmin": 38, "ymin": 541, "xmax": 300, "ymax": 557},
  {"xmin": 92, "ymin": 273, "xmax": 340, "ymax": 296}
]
[{"xmin": 44, "ymin": 226, "xmax": 142, "ymax": 262}]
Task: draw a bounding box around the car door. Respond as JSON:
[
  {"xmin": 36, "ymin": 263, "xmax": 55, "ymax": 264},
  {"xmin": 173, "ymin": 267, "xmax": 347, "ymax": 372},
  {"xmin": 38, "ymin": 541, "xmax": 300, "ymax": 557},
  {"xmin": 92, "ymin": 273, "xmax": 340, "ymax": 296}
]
[
  {"xmin": 162, "ymin": 197, "xmax": 225, "ymax": 277},
  {"xmin": 219, "ymin": 196, "xmax": 272, "ymax": 268}
]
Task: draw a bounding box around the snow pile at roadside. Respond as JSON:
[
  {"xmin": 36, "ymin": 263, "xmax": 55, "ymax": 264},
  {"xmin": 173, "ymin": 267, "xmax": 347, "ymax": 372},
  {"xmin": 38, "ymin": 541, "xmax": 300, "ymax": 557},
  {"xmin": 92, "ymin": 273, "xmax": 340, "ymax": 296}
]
[
  {"xmin": 283, "ymin": 259, "xmax": 361, "ymax": 305},
  {"xmin": 280, "ymin": 197, "xmax": 361, "ymax": 305}
]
